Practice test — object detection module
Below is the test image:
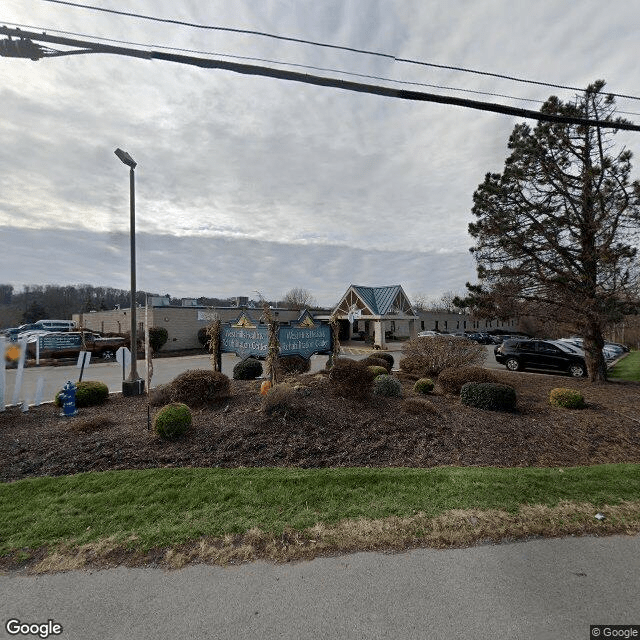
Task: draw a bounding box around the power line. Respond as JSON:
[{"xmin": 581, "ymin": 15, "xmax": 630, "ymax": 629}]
[
  {"xmin": 37, "ymin": 0, "xmax": 640, "ymax": 103},
  {"xmin": 2, "ymin": 26, "xmax": 639, "ymax": 132},
  {"xmin": 0, "ymin": 21, "xmax": 552, "ymax": 108},
  {"xmin": 6, "ymin": 20, "xmax": 640, "ymax": 117}
]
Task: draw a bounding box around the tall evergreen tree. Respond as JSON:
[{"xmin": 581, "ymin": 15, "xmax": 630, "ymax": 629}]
[{"xmin": 465, "ymin": 81, "xmax": 640, "ymax": 381}]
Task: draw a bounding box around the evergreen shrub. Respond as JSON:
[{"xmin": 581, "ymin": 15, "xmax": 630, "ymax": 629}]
[
  {"xmin": 54, "ymin": 381, "xmax": 109, "ymax": 408},
  {"xmin": 153, "ymin": 402, "xmax": 192, "ymax": 439},
  {"xmin": 549, "ymin": 388, "xmax": 585, "ymax": 409},
  {"xmin": 233, "ymin": 357, "xmax": 263, "ymax": 380},
  {"xmin": 372, "ymin": 374, "xmax": 403, "ymax": 397},
  {"xmin": 460, "ymin": 382, "xmax": 516, "ymax": 411},
  {"xmin": 413, "ymin": 378, "xmax": 435, "ymax": 394}
]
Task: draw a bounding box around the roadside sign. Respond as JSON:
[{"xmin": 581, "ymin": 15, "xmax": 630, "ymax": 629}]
[{"xmin": 77, "ymin": 351, "xmax": 91, "ymax": 382}]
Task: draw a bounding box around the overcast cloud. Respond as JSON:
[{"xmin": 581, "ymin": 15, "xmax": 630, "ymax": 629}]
[{"xmin": 2, "ymin": 1, "xmax": 640, "ymax": 306}]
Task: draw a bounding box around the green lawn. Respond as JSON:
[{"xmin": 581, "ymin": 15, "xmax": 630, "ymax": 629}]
[
  {"xmin": 609, "ymin": 350, "xmax": 640, "ymax": 381},
  {"xmin": 2, "ymin": 464, "xmax": 639, "ymax": 555}
]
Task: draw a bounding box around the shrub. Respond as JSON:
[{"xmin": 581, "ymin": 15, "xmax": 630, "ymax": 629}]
[
  {"xmin": 262, "ymin": 383, "xmax": 304, "ymax": 418},
  {"xmin": 153, "ymin": 402, "xmax": 192, "ymax": 439},
  {"xmin": 413, "ymin": 378, "xmax": 435, "ymax": 394},
  {"xmin": 54, "ymin": 381, "xmax": 109, "ymax": 408},
  {"xmin": 233, "ymin": 357, "xmax": 263, "ymax": 380},
  {"xmin": 276, "ymin": 354, "xmax": 311, "ymax": 375},
  {"xmin": 549, "ymin": 388, "xmax": 585, "ymax": 409},
  {"xmin": 328, "ymin": 358, "xmax": 375, "ymax": 400},
  {"xmin": 360, "ymin": 356, "xmax": 392, "ymax": 372},
  {"xmin": 169, "ymin": 369, "xmax": 231, "ymax": 407},
  {"xmin": 460, "ymin": 382, "xmax": 516, "ymax": 411},
  {"xmin": 373, "ymin": 374, "xmax": 403, "ymax": 397},
  {"xmin": 437, "ymin": 366, "xmax": 499, "ymax": 395},
  {"xmin": 375, "ymin": 352, "xmax": 395, "ymax": 370},
  {"xmin": 149, "ymin": 383, "xmax": 173, "ymax": 407},
  {"xmin": 368, "ymin": 365, "xmax": 388, "ymax": 377},
  {"xmin": 399, "ymin": 336, "xmax": 485, "ymax": 378},
  {"xmin": 403, "ymin": 397, "xmax": 440, "ymax": 416},
  {"xmin": 149, "ymin": 326, "xmax": 169, "ymax": 352}
]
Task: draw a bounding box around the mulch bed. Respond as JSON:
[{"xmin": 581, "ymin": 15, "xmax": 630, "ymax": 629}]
[{"xmin": 1, "ymin": 371, "xmax": 639, "ymax": 482}]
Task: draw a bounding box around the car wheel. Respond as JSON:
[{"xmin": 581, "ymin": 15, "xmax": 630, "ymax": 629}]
[
  {"xmin": 505, "ymin": 357, "xmax": 521, "ymax": 372},
  {"xmin": 102, "ymin": 350, "xmax": 115, "ymax": 361},
  {"xmin": 569, "ymin": 363, "xmax": 586, "ymax": 378}
]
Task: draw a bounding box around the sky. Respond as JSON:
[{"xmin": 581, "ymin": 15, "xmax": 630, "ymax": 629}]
[{"xmin": 1, "ymin": 1, "xmax": 640, "ymax": 307}]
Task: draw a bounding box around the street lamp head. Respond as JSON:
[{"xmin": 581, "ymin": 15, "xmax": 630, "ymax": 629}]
[{"xmin": 114, "ymin": 148, "xmax": 137, "ymax": 169}]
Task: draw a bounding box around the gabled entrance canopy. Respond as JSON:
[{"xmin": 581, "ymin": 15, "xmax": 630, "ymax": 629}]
[{"xmin": 332, "ymin": 284, "xmax": 418, "ymax": 348}]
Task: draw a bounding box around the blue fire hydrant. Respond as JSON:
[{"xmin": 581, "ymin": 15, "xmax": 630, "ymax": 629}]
[{"xmin": 59, "ymin": 380, "xmax": 77, "ymax": 417}]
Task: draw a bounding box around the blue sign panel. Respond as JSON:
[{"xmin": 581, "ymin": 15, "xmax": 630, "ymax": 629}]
[
  {"xmin": 220, "ymin": 313, "xmax": 269, "ymax": 358},
  {"xmin": 219, "ymin": 311, "xmax": 331, "ymax": 359},
  {"xmin": 278, "ymin": 325, "xmax": 331, "ymax": 359}
]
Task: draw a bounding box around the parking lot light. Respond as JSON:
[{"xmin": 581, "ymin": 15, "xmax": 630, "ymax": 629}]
[{"xmin": 114, "ymin": 147, "xmax": 144, "ymax": 396}]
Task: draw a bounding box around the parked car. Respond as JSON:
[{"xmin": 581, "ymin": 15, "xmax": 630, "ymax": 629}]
[
  {"xmin": 417, "ymin": 330, "xmax": 441, "ymax": 337},
  {"xmin": 494, "ymin": 339, "xmax": 587, "ymax": 377}
]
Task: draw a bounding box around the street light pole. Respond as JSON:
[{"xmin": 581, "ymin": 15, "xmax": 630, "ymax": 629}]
[{"xmin": 114, "ymin": 148, "xmax": 144, "ymax": 396}]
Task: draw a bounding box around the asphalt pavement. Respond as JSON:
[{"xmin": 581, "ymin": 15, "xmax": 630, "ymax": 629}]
[{"xmin": 1, "ymin": 534, "xmax": 638, "ymax": 640}]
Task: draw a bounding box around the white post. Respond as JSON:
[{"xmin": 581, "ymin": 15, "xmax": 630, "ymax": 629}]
[
  {"xmin": 0, "ymin": 336, "xmax": 5, "ymax": 412},
  {"xmin": 11, "ymin": 339, "xmax": 27, "ymax": 406},
  {"xmin": 34, "ymin": 376, "xmax": 45, "ymax": 406},
  {"xmin": 36, "ymin": 336, "xmax": 40, "ymax": 365}
]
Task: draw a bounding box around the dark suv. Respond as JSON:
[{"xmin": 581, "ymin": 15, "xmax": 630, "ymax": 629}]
[{"xmin": 494, "ymin": 339, "xmax": 587, "ymax": 377}]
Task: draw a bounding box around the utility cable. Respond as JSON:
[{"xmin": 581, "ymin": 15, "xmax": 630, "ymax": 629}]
[
  {"xmin": 37, "ymin": 0, "xmax": 640, "ymax": 102},
  {"xmin": 0, "ymin": 21, "xmax": 549, "ymax": 107},
  {"xmin": 2, "ymin": 26, "xmax": 639, "ymax": 132}
]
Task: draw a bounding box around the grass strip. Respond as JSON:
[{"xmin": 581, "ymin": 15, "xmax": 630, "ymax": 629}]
[
  {"xmin": 609, "ymin": 350, "xmax": 640, "ymax": 382},
  {"xmin": 1, "ymin": 464, "xmax": 639, "ymax": 558}
]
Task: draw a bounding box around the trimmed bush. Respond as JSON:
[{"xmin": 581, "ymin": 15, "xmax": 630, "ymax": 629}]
[
  {"xmin": 328, "ymin": 358, "xmax": 375, "ymax": 400},
  {"xmin": 368, "ymin": 365, "xmax": 388, "ymax": 377},
  {"xmin": 149, "ymin": 326, "xmax": 169, "ymax": 352},
  {"xmin": 153, "ymin": 402, "xmax": 192, "ymax": 439},
  {"xmin": 375, "ymin": 352, "xmax": 395, "ymax": 370},
  {"xmin": 54, "ymin": 381, "xmax": 109, "ymax": 408},
  {"xmin": 169, "ymin": 369, "xmax": 231, "ymax": 407},
  {"xmin": 437, "ymin": 366, "xmax": 499, "ymax": 395},
  {"xmin": 276, "ymin": 355, "xmax": 311, "ymax": 375},
  {"xmin": 549, "ymin": 388, "xmax": 585, "ymax": 409},
  {"xmin": 460, "ymin": 382, "xmax": 516, "ymax": 411},
  {"xmin": 399, "ymin": 336, "xmax": 485, "ymax": 377},
  {"xmin": 413, "ymin": 378, "xmax": 435, "ymax": 394},
  {"xmin": 262, "ymin": 383, "xmax": 304, "ymax": 417},
  {"xmin": 373, "ymin": 374, "xmax": 403, "ymax": 397},
  {"xmin": 361, "ymin": 356, "xmax": 392, "ymax": 373},
  {"xmin": 403, "ymin": 396, "xmax": 440, "ymax": 416},
  {"xmin": 233, "ymin": 357, "xmax": 263, "ymax": 380},
  {"xmin": 149, "ymin": 383, "xmax": 173, "ymax": 407}
]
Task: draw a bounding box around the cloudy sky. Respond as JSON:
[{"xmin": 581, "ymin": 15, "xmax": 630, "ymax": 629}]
[{"xmin": 2, "ymin": 1, "xmax": 640, "ymax": 307}]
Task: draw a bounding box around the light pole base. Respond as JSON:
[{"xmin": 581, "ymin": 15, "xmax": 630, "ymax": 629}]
[{"xmin": 122, "ymin": 379, "xmax": 145, "ymax": 396}]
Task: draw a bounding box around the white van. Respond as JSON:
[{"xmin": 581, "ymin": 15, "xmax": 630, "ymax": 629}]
[{"xmin": 34, "ymin": 319, "xmax": 77, "ymax": 332}]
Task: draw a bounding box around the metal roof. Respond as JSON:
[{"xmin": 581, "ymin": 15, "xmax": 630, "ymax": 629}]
[{"xmin": 350, "ymin": 285, "xmax": 403, "ymax": 315}]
